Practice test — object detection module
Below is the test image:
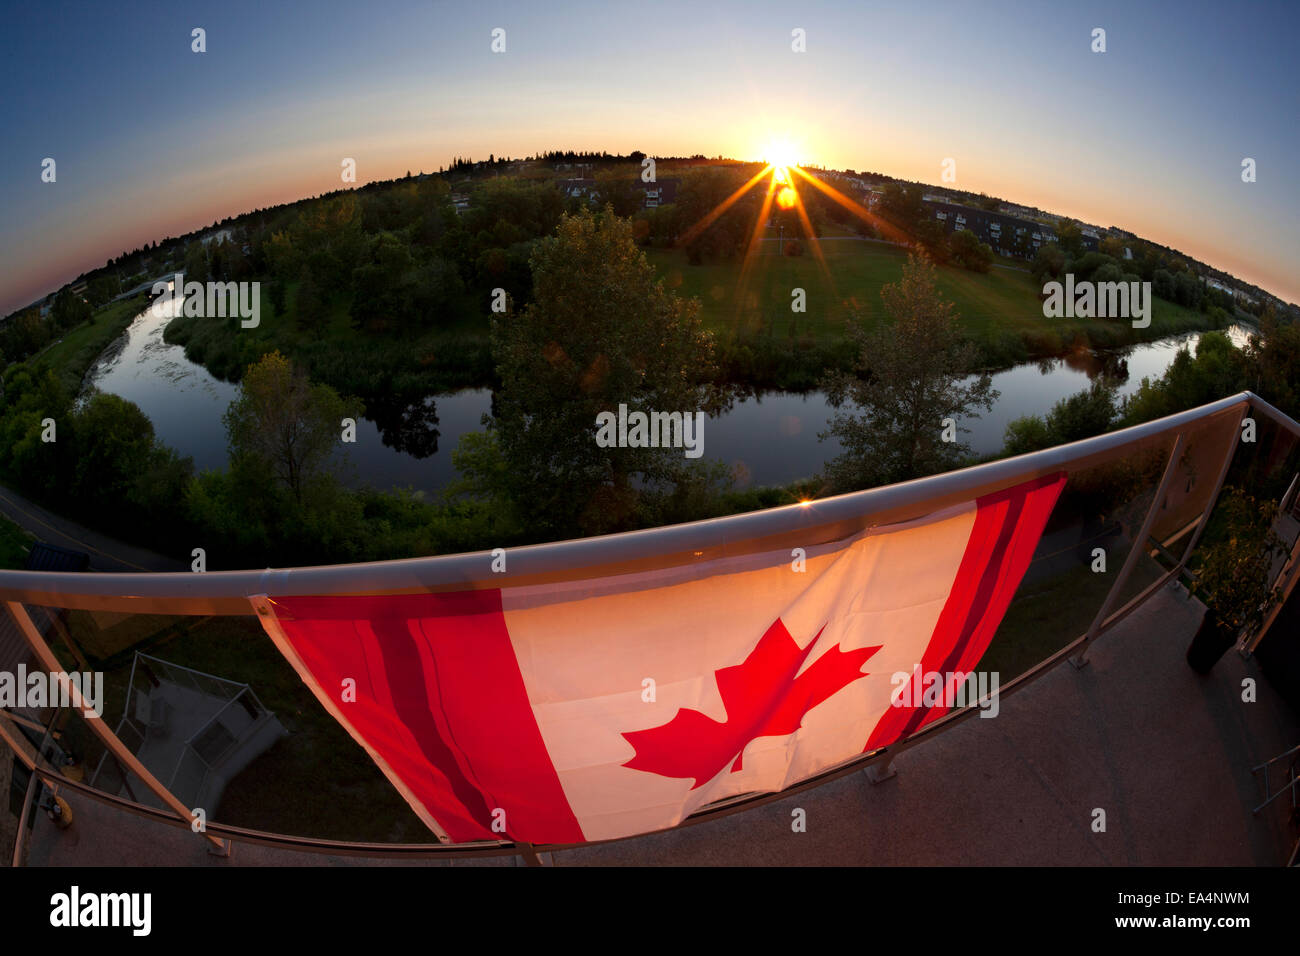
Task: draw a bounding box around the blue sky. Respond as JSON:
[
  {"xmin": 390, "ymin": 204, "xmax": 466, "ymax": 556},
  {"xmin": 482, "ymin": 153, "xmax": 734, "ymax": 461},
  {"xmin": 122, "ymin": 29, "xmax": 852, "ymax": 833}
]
[{"xmin": 3, "ymin": 0, "xmax": 1297, "ymax": 314}]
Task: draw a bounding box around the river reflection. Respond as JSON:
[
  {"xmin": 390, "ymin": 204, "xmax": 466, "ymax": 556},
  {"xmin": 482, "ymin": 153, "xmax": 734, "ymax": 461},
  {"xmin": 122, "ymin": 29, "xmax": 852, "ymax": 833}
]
[{"xmin": 83, "ymin": 296, "xmax": 1250, "ymax": 494}]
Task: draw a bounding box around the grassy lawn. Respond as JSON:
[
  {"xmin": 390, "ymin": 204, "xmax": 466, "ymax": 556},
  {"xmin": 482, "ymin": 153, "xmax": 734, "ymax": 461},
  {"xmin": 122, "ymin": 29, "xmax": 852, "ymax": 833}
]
[
  {"xmin": 645, "ymin": 242, "xmax": 1211, "ymax": 364},
  {"xmin": 157, "ymin": 241, "xmax": 1216, "ymax": 396},
  {"xmin": 0, "ymin": 514, "xmax": 33, "ymax": 569},
  {"xmin": 28, "ymin": 294, "xmax": 149, "ymax": 392}
]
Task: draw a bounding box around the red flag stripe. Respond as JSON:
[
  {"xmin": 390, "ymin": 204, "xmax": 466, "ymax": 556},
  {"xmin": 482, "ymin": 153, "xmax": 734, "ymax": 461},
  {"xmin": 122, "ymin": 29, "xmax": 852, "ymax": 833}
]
[
  {"xmin": 261, "ymin": 474, "xmax": 1065, "ymax": 844},
  {"xmin": 864, "ymin": 472, "xmax": 1066, "ymax": 748},
  {"xmin": 269, "ymin": 591, "xmax": 585, "ymax": 844}
]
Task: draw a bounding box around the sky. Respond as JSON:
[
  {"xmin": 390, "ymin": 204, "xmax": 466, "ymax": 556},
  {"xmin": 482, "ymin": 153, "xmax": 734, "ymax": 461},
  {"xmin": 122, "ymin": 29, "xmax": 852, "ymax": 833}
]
[{"xmin": 3, "ymin": 0, "xmax": 1298, "ymax": 316}]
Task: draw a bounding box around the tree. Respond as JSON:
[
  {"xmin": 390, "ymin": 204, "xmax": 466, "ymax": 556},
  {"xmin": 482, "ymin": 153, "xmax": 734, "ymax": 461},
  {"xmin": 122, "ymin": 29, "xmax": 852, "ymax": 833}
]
[
  {"xmin": 51, "ymin": 289, "xmax": 92, "ymax": 330},
  {"xmin": 913, "ymin": 219, "xmax": 950, "ymax": 264},
  {"xmin": 1248, "ymin": 307, "xmax": 1300, "ymax": 415},
  {"xmin": 948, "ymin": 229, "xmax": 993, "ymax": 272},
  {"xmin": 1055, "ymin": 218, "xmax": 1084, "ymax": 258},
  {"xmin": 593, "ymin": 173, "xmax": 644, "ymax": 218},
  {"xmin": 88, "ymin": 274, "xmax": 121, "ymax": 307},
  {"xmin": 183, "ymin": 241, "xmax": 210, "ymax": 285},
  {"xmin": 295, "ymin": 272, "xmax": 325, "ymax": 331},
  {"xmin": 1002, "ymin": 414, "xmax": 1054, "ymax": 457},
  {"xmin": 1099, "ymin": 235, "xmax": 1127, "ymax": 260},
  {"xmin": 68, "ymin": 393, "xmax": 193, "ymax": 528},
  {"xmin": 1044, "ymin": 379, "xmax": 1119, "ymax": 445},
  {"xmin": 491, "ymin": 208, "xmax": 721, "ymax": 537},
  {"xmin": 675, "ymin": 167, "xmax": 756, "ymax": 262},
  {"xmin": 819, "ymin": 255, "xmax": 997, "ymax": 491},
  {"xmin": 1190, "ymin": 488, "xmax": 1287, "ymax": 637},
  {"xmin": 1031, "ymin": 243, "xmax": 1066, "ymax": 284},
  {"xmin": 223, "ymin": 351, "xmax": 361, "ymax": 501},
  {"xmin": 878, "ymin": 182, "xmax": 924, "ymax": 233}
]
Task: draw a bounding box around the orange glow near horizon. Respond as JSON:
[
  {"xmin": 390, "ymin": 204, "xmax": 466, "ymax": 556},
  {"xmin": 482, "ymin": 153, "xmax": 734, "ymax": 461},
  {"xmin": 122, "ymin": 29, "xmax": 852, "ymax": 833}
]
[
  {"xmin": 678, "ymin": 156, "xmax": 844, "ymax": 328},
  {"xmin": 761, "ymin": 138, "xmax": 802, "ymax": 171}
]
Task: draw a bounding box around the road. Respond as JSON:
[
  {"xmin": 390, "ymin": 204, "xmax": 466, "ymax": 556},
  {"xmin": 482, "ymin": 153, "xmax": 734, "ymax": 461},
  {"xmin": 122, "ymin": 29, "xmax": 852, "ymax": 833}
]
[{"xmin": 0, "ymin": 483, "xmax": 183, "ymax": 572}]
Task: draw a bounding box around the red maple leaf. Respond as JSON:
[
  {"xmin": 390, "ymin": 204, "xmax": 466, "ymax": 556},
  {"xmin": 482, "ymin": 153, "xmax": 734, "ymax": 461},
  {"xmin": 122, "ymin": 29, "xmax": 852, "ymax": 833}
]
[{"xmin": 621, "ymin": 618, "xmax": 880, "ymax": 789}]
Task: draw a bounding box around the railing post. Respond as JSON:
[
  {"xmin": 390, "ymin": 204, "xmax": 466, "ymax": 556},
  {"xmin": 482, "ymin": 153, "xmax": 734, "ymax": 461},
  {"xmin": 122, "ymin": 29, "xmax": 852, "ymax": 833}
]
[
  {"xmin": 3, "ymin": 600, "xmax": 227, "ymax": 852},
  {"xmin": 864, "ymin": 755, "xmax": 897, "ymax": 784},
  {"xmin": 11, "ymin": 709, "xmax": 59, "ymax": 866},
  {"xmin": 517, "ymin": 842, "xmax": 552, "ymax": 866},
  {"xmin": 1070, "ymin": 432, "xmax": 1187, "ymax": 668},
  {"xmin": 1243, "ymin": 532, "xmax": 1300, "ymax": 655}
]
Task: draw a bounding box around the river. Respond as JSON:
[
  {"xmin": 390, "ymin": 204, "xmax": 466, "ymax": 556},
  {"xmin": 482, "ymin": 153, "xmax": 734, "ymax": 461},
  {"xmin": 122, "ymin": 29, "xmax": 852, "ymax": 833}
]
[{"xmin": 82, "ymin": 293, "xmax": 1249, "ymax": 492}]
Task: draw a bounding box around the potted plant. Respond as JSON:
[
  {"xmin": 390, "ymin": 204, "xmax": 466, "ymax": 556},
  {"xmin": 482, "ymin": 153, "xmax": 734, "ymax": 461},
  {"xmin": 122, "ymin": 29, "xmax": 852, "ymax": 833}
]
[{"xmin": 1186, "ymin": 488, "xmax": 1289, "ymax": 674}]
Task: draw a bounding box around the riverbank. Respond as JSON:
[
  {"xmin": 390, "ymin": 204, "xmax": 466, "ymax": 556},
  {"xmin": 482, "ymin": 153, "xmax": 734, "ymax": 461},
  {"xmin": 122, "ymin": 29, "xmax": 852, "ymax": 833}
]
[
  {"xmin": 15, "ymin": 293, "xmax": 149, "ymax": 394},
  {"xmin": 144, "ymin": 322, "xmax": 1251, "ymax": 494},
  {"xmin": 162, "ymin": 280, "xmax": 493, "ymax": 396},
  {"xmin": 158, "ymin": 240, "xmax": 1221, "ymax": 399},
  {"xmin": 649, "ymin": 242, "xmax": 1221, "ymax": 380}
]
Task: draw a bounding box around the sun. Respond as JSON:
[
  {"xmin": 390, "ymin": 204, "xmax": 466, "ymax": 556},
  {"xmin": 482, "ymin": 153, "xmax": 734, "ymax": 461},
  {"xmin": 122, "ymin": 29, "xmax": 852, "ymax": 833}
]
[{"xmin": 763, "ymin": 138, "xmax": 801, "ymax": 171}]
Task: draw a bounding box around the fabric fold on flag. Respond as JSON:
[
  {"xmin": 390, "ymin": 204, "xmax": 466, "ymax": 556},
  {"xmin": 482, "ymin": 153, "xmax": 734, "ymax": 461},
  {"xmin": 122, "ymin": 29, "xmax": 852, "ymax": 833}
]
[{"xmin": 258, "ymin": 472, "xmax": 1066, "ymax": 844}]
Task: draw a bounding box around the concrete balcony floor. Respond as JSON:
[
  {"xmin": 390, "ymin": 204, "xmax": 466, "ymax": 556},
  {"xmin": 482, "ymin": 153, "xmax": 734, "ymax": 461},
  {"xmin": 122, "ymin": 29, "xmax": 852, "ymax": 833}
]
[{"xmin": 17, "ymin": 583, "xmax": 1299, "ymax": 867}]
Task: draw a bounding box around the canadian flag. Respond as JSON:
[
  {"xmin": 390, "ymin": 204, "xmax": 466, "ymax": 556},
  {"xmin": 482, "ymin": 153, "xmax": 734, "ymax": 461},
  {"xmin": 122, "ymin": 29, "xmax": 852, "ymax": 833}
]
[{"xmin": 259, "ymin": 473, "xmax": 1064, "ymax": 844}]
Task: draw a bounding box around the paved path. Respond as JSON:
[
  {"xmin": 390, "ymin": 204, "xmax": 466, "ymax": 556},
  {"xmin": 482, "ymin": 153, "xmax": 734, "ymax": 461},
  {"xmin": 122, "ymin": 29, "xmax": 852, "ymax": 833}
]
[
  {"xmin": 0, "ymin": 483, "xmax": 183, "ymax": 572},
  {"xmin": 18, "ymin": 583, "xmax": 1300, "ymax": 866}
]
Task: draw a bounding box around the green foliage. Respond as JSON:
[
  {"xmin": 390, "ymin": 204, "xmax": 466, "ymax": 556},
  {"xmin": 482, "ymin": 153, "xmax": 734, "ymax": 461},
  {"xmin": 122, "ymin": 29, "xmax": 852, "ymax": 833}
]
[
  {"xmin": 491, "ymin": 208, "xmax": 722, "ymax": 537},
  {"xmin": 1002, "ymin": 380, "xmax": 1120, "ymax": 456},
  {"xmin": 0, "ymin": 367, "xmax": 194, "ymax": 553},
  {"xmin": 69, "ymin": 393, "xmax": 192, "ymax": 518},
  {"xmin": 1190, "ymin": 487, "xmax": 1287, "ymax": 633},
  {"xmin": 1002, "ymin": 414, "xmax": 1054, "ymax": 457},
  {"xmin": 183, "ymin": 241, "xmax": 210, "ymax": 285},
  {"xmin": 675, "ymin": 167, "xmax": 760, "ymax": 262},
  {"xmin": 820, "ymin": 255, "xmax": 996, "ymax": 491},
  {"xmin": 1048, "ymin": 379, "xmax": 1120, "ymax": 443},
  {"xmin": 0, "ymin": 515, "xmax": 32, "ymax": 569},
  {"xmin": 1068, "ymin": 251, "xmax": 1117, "ymax": 283},
  {"xmin": 1120, "ymin": 331, "xmax": 1251, "ymax": 425},
  {"xmin": 223, "ymin": 350, "xmax": 362, "ymax": 502},
  {"xmin": 1246, "ymin": 308, "xmax": 1300, "ymax": 416},
  {"xmin": 593, "ymin": 170, "xmax": 645, "ymax": 218},
  {"xmin": 1030, "ymin": 244, "xmax": 1066, "ymax": 284},
  {"xmin": 947, "ymin": 229, "xmax": 994, "ymax": 273},
  {"xmin": 877, "ymin": 182, "xmax": 924, "ymax": 232},
  {"xmin": 1055, "ymin": 219, "xmax": 1083, "ymax": 258},
  {"xmin": 51, "ymin": 288, "xmax": 93, "ymax": 329}
]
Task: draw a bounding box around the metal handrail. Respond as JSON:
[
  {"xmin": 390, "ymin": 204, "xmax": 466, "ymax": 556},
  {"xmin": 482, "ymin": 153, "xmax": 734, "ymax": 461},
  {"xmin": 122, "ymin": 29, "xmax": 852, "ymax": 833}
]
[
  {"xmin": 2, "ymin": 389, "xmax": 1297, "ymax": 862},
  {"xmin": 0, "ymin": 391, "xmax": 1262, "ymax": 614}
]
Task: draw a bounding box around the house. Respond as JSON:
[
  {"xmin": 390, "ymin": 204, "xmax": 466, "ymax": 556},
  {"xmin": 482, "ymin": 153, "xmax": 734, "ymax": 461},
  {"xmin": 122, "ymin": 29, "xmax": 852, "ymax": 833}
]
[
  {"xmin": 920, "ymin": 197, "xmax": 1071, "ymax": 258},
  {"xmin": 637, "ymin": 179, "xmax": 678, "ymax": 208}
]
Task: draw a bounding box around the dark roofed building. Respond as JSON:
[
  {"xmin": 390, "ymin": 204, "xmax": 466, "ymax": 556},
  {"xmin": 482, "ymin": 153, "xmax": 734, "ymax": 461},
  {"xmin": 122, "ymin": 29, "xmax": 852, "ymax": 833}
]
[{"xmin": 920, "ymin": 199, "xmax": 1102, "ymax": 259}]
